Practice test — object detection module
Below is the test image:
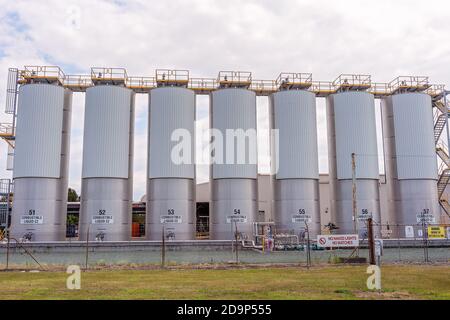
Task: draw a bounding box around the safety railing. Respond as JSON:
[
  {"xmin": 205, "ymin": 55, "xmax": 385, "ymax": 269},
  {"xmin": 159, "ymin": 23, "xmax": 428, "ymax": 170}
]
[
  {"xmin": 126, "ymin": 76, "xmax": 156, "ymax": 92},
  {"xmin": 369, "ymin": 82, "xmax": 391, "ymax": 97},
  {"xmin": 249, "ymin": 80, "xmax": 277, "ymax": 95},
  {"xmin": 333, "ymin": 74, "xmax": 371, "ymax": 91},
  {"xmin": 19, "ymin": 66, "xmax": 65, "ymax": 84},
  {"xmin": 427, "ymin": 84, "xmax": 446, "ymax": 100},
  {"xmin": 389, "ymin": 76, "xmax": 430, "ymax": 93},
  {"xmin": 91, "ymin": 67, "xmax": 128, "ymax": 83},
  {"xmin": 275, "ymin": 72, "xmax": 312, "ymax": 89},
  {"xmin": 309, "ymin": 81, "xmax": 336, "ymax": 96},
  {"xmin": 64, "ymin": 75, "xmax": 93, "ymax": 91},
  {"xmin": 156, "ymin": 69, "xmax": 189, "ymax": 86},
  {"xmin": 0, "ymin": 123, "xmax": 14, "ymax": 137},
  {"xmin": 217, "ymin": 71, "xmax": 252, "ymax": 88},
  {"xmin": 188, "ymin": 78, "xmax": 217, "ymax": 93}
]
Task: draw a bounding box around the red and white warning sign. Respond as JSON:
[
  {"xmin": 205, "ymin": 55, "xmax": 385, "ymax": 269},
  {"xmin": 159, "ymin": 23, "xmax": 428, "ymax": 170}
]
[{"xmin": 317, "ymin": 234, "xmax": 359, "ymax": 248}]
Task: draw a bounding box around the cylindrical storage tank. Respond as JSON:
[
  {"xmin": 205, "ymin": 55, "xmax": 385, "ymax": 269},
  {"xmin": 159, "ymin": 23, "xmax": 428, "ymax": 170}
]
[
  {"xmin": 381, "ymin": 93, "xmax": 439, "ymax": 237},
  {"xmin": 11, "ymin": 84, "xmax": 72, "ymax": 241},
  {"xmin": 210, "ymin": 88, "xmax": 258, "ymax": 240},
  {"xmin": 270, "ymin": 90, "xmax": 320, "ymax": 237},
  {"xmin": 326, "ymin": 91, "xmax": 381, "ymax": 237},
  {"xmin": 147, "ymin": 87, "xmax": 196, "ymax": 240},
  {"xmin": 79, "ymin": 86, "xmax": 134, "ymax": 241}
]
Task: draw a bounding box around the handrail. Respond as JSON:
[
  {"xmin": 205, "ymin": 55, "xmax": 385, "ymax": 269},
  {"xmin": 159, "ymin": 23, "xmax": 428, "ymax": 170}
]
[
  {"xmin": 156, "ymin": 69, "xmax": 189, "ymax": 83},
  {"xmin": 91, "ymin": 67, "xmax": 127, "ymax": 81}
]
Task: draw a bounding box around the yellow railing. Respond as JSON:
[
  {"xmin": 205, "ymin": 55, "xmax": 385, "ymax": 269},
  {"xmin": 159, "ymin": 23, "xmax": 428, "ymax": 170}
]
[
  {"xmin": 126, "ymin": 76, "xmax": 156, "ymax": 90},
  {"xmin": 188, "ymin": 78, "xmax": 217, "ymax": 91},
  {"xmin": 427, "ymin": 84, "xmax": 446, "ymax": 98},
  {"xmin": 275, "ymin": 72, "xmax": 312, "ymax": 88},
  {"xmin": 250, "ymin": 80, "xmax": 277, "ymax": 94},
  {"xmin": 20, "ymin": 66, "xmax": 65, "ymax": 83},
  {"xmin": 64, "ymin": 74, "xmax": 93, "ymax": 89},
  {"xmin": 369, "ymin": 82, "xmax": 391, "ymax": 96},
  {"xmin": 217, "ymin": 71, "xmax": 252, "ymax": 86},
  {"xmin": 91, "ymin": 67, "xmax": 128, "ymax": 82},
  {"xmin": 0, "ymin": 123, "xmax": 14, "ymax": 137},
  {"xmin": 309, "ymin": 81, "xmax": 336, "ymax": 94},
  {"xmin": 333, "ymin": 74, "xmax": 371, "ymax": 88},
  {"xmin": 389, "ymin": 76, "xmax": 430, "ymax": 92},
  {"xmin": 156, "ymin": 69, "xmax": 189, "ymax": 84}
]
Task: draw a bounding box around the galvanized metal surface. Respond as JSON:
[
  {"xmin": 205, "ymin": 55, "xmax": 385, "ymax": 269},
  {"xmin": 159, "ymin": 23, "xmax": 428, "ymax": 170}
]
[
  {"xmin": 271, "ymin": 90, "xmax": 319, "ymax": 179},
  {"xmin": 273, "ymin": 179, "xmax": 321, "ymax": 237},
  {"xmin": 332, "ymin": 92, "xmax": 379, "ymax": 180},
  {"xmin": 13, "ymin": 84, "xmax": 65, "ymax": 178},
  {"xmin": 79, "ymin": 178, "xmax": 132, "ymax": 241},
  {"xmin": 210, "ymin": 179, "xmax": 258, "ymax": 240},
  {"xmin": 211, "ymin": 88, "xmax": 257, "ymax": 179},
  {"xmin": 80, "ymin": 85, "xmax": 134, "ymax": 241},
  {"xmin": 392, "ymin": 93, "xmax": 437, "ymax": 180},
  {"xmin": 381, "ymin": 96, "xmax": 440, "ymax": 236},
  {"xmin": 146, "ymin": 178, "xmax": 195, "ymax": 240},
  {"xmin": 82, "ymin": 86, "xmax": 133, "ymax": 178},
  {"xmin": 10, "ymin": 86, "xmax": 72, "ymax": 241},
  {"xmin": 327, "ymin": 93, "xmax": 381, "ymax": 236},
  {"xmin": 148, "ymin": 87, "xmax": 195, "ymax": 179}
]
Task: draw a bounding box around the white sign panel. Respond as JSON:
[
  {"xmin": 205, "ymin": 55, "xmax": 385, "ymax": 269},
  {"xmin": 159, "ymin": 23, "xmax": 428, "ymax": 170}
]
[
  {"xmin": 317, "ymin": 234, "xmax": 359, "ymax": 248},
  {"xmin": 20, "ymin": 215, "xmax": 43, "ymax": 225},
  {"xmin": 292, "ymin": 214, "xmax": 312, "ymax": 224},
  {"xmin": 92, "ymin": 215, "xmax": 114, "ymax": 224},
  {"xmin": 226, "ymin": 215, "xmax": 248, "ymax": 223},
  {"xmin": 405, "ymin": 226, "xmax": 414, "ymax": 238},
  {"xmin": 160, "ymin": 215, "xmax": 182, "ymax": 224},
  {"xmin": 416, "ymin": 212, "xmax": 435, "ymax": 223}
]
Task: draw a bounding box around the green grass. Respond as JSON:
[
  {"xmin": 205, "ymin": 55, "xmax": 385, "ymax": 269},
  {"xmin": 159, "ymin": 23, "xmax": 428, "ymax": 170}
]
[{"xmin": 0, "ymin": 265, "xmax": 449, "ymax": 300}]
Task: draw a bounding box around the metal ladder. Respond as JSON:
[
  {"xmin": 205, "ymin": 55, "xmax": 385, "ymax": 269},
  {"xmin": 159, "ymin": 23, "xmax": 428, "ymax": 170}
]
[{"xmin": 433, "ymin": 96, "xmax": 450, "ymax": 219}]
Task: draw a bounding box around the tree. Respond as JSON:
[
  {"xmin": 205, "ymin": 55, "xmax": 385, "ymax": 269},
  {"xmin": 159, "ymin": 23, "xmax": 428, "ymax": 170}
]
[{"xmin": 68, "ymin": 188, "xmax": 79, "ymax": 202}]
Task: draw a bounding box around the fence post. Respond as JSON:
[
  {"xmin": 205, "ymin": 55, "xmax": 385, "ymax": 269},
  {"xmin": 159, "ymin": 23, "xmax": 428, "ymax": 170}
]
[
  {"xmin": 161, "ymin": 226, "xmax": 166, "ymax": 268},
  {"xmin": 367, "ymin": 218, "xmax": 375, "ymax": 265}
]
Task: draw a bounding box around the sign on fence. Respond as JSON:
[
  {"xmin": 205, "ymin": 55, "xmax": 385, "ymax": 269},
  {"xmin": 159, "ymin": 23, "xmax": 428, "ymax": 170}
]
[
  {"xmin": 317, "ymin": 234, "xmax": 359, "ymax": 248},
  {"xmin": 427, "ymin": 226, "xmax": 446, "ymax": 239}
]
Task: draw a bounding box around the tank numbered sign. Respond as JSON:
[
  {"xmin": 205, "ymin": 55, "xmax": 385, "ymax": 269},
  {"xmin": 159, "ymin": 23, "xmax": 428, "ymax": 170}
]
[
  {"xmin": 92, "ymin": 209, "xmax": 114, "ymax": 224},
  {"xmin": 292, "ymin": 209, "xmax": 312, "ymax": 223},
  {"xmin": 357, "ymin": 209, "xmax": 373, "ymax": 221},
  {"xmin": 20, "ymin": 209, "xmax": 43, "ymax": 224},
  {"xmin": 227, "ymin": 209, "xmax": 247, "ymax": 223},
  {"xmin": 416, "ymin": 209, "xmax": 435, "ymax": 223},
  {"xmin": 161, "ymin": 208, "xmax": 182, "ymax": 223}
]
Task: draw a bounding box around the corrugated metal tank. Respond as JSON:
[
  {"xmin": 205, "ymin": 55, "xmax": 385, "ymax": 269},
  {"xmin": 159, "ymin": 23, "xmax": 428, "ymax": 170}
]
[
  {"xmin": 79, "ymin": 86, "xmax": 134, "ymax": 241},
  {"xmin": 326, "ymin": 91, "xmax": 381, "ymax": 236},
  {"xmin": 381, "ymin": 93, "xmax": 439, "ymax": 237},
  {"xmin": 11, "ymin": 84, "xmax": 72, "ymax": 241},
  {"xmin": 147, "ymin": 87, "xmax": 196, "ymax": 240},
  {"xmin": 270, "ymin": 90, "xmax": 320, "ymax": 237},
  {"xmin": 210, "ymin": 88, "xmax": 258, "ymax": 240}
]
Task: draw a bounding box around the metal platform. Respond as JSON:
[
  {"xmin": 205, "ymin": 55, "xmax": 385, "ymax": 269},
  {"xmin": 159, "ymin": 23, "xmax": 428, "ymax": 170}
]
[
  {"xmin": 217, "ymin": 71, "xmax": 252, "ymax": 89},
  {"xmin": 333, "ymin": 74, "xmax": 371, "ymax": 92},
  {"xmin": 18, "ymin": 66, "xmax": 65, "ymax": 86},
  {"xmin": 276, "ymin": 72, "xmax": 312, "ymax": 90},
  {"xmin": 156, "ymin": 69, "xmax": 189, "ymax": 87},
  {"xmin": 91, "ymin": 67, "xmax": 127, "ymax": 86},
  {"xmin": 389, "ymin": 76, "xmax": 431, "ymax": 94}
]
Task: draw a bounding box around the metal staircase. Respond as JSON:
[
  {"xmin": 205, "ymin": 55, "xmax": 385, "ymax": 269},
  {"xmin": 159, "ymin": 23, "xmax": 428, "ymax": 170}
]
[{"xmin": 433, "ymin": 94, "xmax": 450, "ymax": 219}]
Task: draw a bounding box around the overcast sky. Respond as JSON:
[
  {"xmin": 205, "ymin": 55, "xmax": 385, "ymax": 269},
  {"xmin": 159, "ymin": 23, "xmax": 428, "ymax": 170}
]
[{"xmin": 0, "ymin": 0, "xmax": 449, "ymax": 200}]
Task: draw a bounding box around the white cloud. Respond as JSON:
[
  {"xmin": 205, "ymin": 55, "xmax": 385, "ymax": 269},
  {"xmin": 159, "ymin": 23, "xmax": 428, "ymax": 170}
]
[{"xmin": 0, "ymin": 0, "xmax": 449, "ymax": 199}]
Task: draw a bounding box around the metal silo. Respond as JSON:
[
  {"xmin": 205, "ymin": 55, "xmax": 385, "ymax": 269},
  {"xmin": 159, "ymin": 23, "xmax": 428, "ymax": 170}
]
[
  {"xmin": 147, "ymin": 70, "xmax": 196, "ymax": 240},
  {"xmin": 326, "ymin": 75, "xmax": 381, "ymax": 237},
  {"xmin": 210, "ymin": 71, "xmax": 258, "ymax": 240},
  {"xmin": 11, "ymin": 77, "xmax": 72, "ymax": 241},
  {"xmin": 79, "ymin": 72, "xmax": 134, "ymax": 241},
  {"xmin": 381, "ymin": 81, "xmax": 439, "ymax": 237},
  {"xmin": 270, "ymin": 73, "xmax": 320, "ymax": 238}
]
